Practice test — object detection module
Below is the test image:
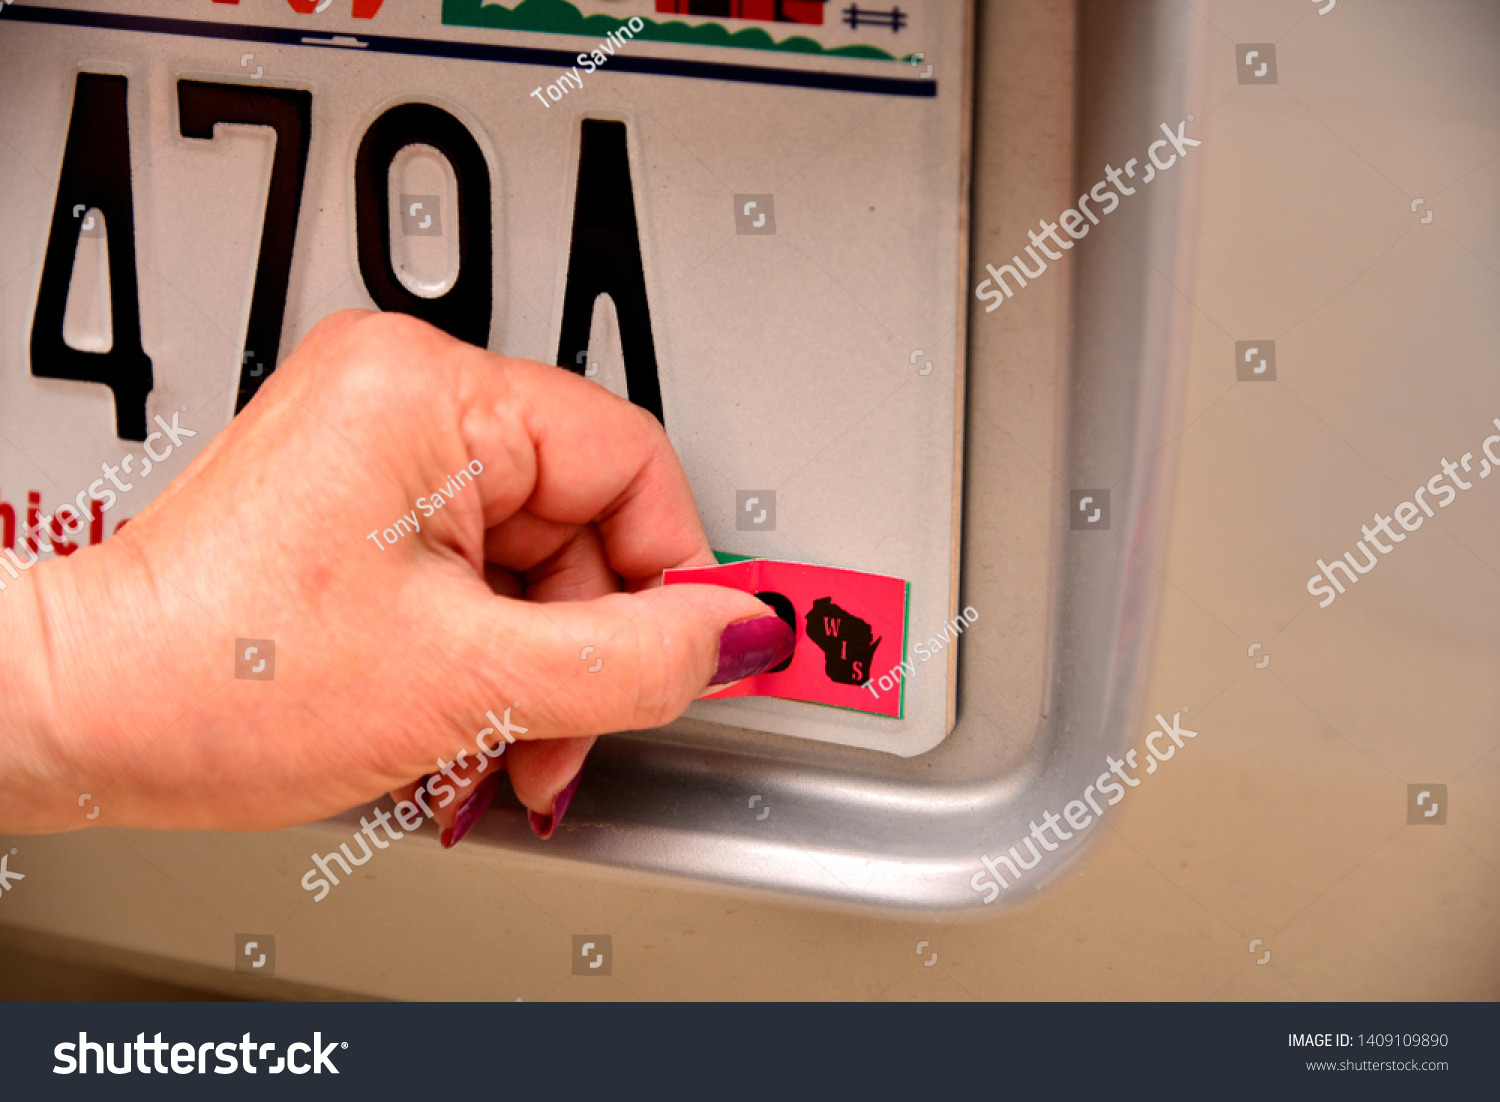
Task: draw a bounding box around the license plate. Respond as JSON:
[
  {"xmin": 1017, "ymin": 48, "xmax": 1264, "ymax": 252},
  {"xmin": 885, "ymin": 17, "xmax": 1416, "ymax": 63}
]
[{"xmin": 0, "ymin": 0, "xmax": 970, "ymax": 756}]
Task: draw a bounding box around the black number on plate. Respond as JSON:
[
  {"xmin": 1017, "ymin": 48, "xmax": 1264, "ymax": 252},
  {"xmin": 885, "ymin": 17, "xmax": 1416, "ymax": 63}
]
[
  {"xmin": 555, "ymin": 119, "xmax": 664, "ymax": 424},
  {"xmin": 31, "ymin": 73, "xmax": 154, "ymax": 441},
  {"xmin": 354, "ymin": 103, "xmax": 493, "ymax": 348},
  {"xmin": 28, "ymin": 86, "xmax": 665, "ymax": 432},
  {"xmin": 178, "ymin": 81, "xmax": 313, "ymax": 413}
]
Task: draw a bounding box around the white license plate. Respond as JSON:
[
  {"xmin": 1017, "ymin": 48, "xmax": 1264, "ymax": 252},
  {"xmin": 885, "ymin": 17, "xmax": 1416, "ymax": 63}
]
[{"xmin": 0, "ymin": 0, "xmax": 969, "ymax": 756}]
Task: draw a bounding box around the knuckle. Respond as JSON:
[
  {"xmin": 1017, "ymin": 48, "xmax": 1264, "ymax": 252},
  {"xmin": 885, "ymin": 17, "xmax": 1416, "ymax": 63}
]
[
  {"xmin": 341, "ymin": 313, "xmax": 436, "ymax": 372},
  {"xmin": 633, "ymin": 402, "xmax": 670, "ymax": 445},
  {"xmin": 355, "ymin": 309, "xmax": 429, "ymax": 344},
  {"xmin": 323, "ymin": 314, "xmax": 445, "ymax": 404}
]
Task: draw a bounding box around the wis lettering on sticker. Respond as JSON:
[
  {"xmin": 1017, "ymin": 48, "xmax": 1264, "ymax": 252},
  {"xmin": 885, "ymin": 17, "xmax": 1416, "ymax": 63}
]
[{"xmin": 805, "ymin": 596, "xmax": 880, "ymax": 685}]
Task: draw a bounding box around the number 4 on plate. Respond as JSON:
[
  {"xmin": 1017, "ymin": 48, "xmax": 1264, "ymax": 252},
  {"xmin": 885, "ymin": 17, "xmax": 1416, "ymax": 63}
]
[{"xmin": 31, "ymin": 74, "xmax": 153, "ymax": 441}]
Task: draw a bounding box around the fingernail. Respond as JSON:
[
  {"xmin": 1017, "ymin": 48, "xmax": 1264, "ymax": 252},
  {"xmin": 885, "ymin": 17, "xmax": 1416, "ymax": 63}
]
[
  {"xmin": 710, "ymin": 615, "xmax": 795, "ymax": 686},
  {"xmin": 441, "ymin": 772, "xmax": 502, "ymax": 849},
  {"xmin": 529, "ymin": 769, "xmax": 582, "ymax": 840}
]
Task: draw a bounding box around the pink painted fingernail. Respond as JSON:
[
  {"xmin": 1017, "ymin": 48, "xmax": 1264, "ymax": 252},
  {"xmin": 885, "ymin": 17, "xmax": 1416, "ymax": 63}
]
[
  {"xmin": 710, "ymin": 615, "xmax": 795, "ymax": 686},
  {"xmin": 441, "ymin": 772, "xmax": 502, "ymax": 849},
  {"xmin": 529, "ymin": 769, "xmax": 582, "ymax": 840}
]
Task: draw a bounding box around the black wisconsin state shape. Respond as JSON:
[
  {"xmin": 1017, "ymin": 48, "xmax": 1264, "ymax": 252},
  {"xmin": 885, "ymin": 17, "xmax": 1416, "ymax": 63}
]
[{"xmin": 804, "ymin": 597, "xmax": 880, "ymax": 685}]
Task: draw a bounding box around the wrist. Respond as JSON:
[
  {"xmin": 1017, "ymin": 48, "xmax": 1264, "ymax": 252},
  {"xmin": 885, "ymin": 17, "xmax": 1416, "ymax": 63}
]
[{"xmin": 0, "ymin": 556, "xmax": 72, "ymax": 832}]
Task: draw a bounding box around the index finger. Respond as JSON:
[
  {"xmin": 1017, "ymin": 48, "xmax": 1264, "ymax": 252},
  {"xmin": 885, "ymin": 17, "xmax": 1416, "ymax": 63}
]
[{"xmin": 449, "ymin": 333, "xmax": 716, "ymax": 585}]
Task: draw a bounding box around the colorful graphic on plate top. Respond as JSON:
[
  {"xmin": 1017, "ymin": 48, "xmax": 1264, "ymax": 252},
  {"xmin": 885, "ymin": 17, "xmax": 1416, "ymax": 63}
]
[
  {"xmin": 442, "ymin": 0, "xmax": 911, "ymax": 60},
  {"xmin": 655, "ymin": 1, "xmax": 826, "ymax": 24},
  {"xmin": 663, "ymin": 557, "xmax": 909, "ymax": 718}
]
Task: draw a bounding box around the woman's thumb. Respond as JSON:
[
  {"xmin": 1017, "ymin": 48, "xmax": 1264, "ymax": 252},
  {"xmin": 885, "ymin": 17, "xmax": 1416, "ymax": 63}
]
[{"xmin": 456, "ymin": 583, "xmax": 794, "ymax": 740}]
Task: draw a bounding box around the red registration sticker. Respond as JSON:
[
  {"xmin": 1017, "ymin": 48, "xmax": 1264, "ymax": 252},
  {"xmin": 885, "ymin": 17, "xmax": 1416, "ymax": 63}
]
[{"xmin": 664, "ymin": 557, "xmax": 910, "ymax": 719}]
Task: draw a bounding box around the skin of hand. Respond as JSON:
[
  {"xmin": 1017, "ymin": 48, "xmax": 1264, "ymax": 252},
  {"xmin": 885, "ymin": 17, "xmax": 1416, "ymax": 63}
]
[{"xmin": 0, "ymin": 310, "xmax": 784, "ymax": 839}]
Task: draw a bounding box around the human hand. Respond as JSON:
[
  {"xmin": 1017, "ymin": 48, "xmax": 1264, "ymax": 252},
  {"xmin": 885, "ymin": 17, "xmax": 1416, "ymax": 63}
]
[{"xmin": 0, "ymin": 310, "xmax": 793, "ymax": 843}]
